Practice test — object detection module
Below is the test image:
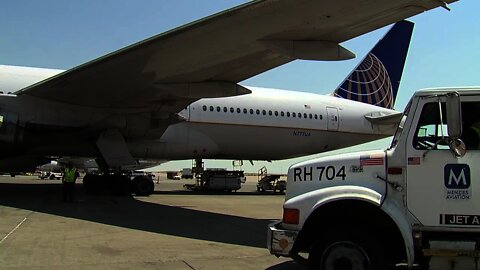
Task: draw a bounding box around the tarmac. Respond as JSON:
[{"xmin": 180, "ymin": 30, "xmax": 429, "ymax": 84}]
[{"xmin": 0, "ymin": 175, "xmax": 306, "ymax": 270}]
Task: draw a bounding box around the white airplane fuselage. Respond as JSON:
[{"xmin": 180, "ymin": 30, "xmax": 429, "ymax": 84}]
[
  {"xmin": 0, "ymin": 65, "xmax": 396, "ymax": 164},
  {"xmin": 153, "ymin": 87, "xmax": 393, "ymax": 160}
]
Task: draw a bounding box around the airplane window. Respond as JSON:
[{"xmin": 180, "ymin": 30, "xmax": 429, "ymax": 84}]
[
  {"xmin": 235, "ymin": 108, "xmax": 240, "ymax": 113},
  {"xmin": 223, "ymin": 107, "xmax": 227, "ymax": 112},
  {"xmin": 210, "ymin": 106, "xmax": 214, "ymax": 112},
  {"xmin": 335, "ymin": 116, "xmax": 338, "ymax": 121},
  {"xmin": 287, "ymin": 112, "xmax": 290, "ymax": 117},
  {"xmin": 268, "ymin": 110, "xmax": 272, "ymax": 116},
  {"xmin": 243, "ymin": 108, "xmax": 247, "ymax": 114},
  {"xmin": 202, "ymin": 105, "xmax": 207, "ymax": 111},
  {"xmin": 250, "ymin": 109, "xmax": 254, "ymax": 114},
  {"xmin": 256, "ymin": 109, "xmax": 260, "ymax": 115},
  {"xmin": 320, "ymin": 115, "xmax": 323, "ymax": 120},
  {"xmin": 262, "ymin": 110, "xmax": 266, "ymax": 115},
  {"xmin": 230, "ymin": 107, "xmax": 234, "ymax": 113},
  {"xmin": 309, "ymin": 114, "xmax": 313, "ymax": 119},
  {"xmin": 298, "ymin": 113, "xmax": 302, "ymax": 118},
  {"xmin": 304, "ymin": 113, "xmax": 308, "ymax": 118},
  {"xmin": 292, "ymin": 112, "xmax": 296, "ymax": 117},
  {"xmin": 281, "ymin": 111, "xmax": 284, "ymax": 117},
  {"xmin": 275, "ymin": 111, "xmax": 278, "ymax": 116}
]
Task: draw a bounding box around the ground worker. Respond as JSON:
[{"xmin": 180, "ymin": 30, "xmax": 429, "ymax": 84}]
[{"xmin": 62, "ymin": 162, "xmax": 79, "ymax": 202}]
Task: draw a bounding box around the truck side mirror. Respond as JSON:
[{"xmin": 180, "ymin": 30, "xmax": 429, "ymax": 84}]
[
  {"xmin": 445, "ymin": 92, "xmax": 466, "ymax": 157},
  {"xmin": 446, "ymin": 92, "xmax": 462, "ymax": 139}
]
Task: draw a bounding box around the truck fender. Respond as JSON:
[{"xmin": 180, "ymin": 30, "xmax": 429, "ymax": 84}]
[
  {"xmin": 289, "ymin": 186, "xmax": 410, "ymax": 265},
  {"xmin": 310, "ymin": 185, "xmax": 382, "ymax": 211},
  {"xmin": 284, "ymin": 185, "xmax": 382, "ymax": 227},
  {"xmin": 381, "ymin": 198, "xmax": 415, "ymax": 267}
]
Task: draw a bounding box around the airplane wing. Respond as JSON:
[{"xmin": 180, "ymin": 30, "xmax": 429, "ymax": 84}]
[{"xmin": 15, "ymin": 0, "xmax": 456, "ymax": 112}]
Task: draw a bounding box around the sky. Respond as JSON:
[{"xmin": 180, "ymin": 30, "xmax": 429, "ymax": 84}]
[{"xmin": 0, "ymin": 0, "xmax": 477, "ymax": 173}]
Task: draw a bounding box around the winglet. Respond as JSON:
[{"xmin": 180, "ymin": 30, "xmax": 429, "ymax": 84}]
[{"xmin": 333, "ymin": 20, "xmax": 414, "ymax": 109}]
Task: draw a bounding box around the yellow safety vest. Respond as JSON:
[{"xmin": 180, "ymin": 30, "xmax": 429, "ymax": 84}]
[{"xmin": 64, "ymin": 168, "xmax": 77, "ymax": 183}]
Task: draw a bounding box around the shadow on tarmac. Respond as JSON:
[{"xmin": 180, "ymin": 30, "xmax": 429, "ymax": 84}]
[
  {"xmin": 267, "ymin": 261, "xmax": 307, "ymax": 270},
  {"xmin": 153, "ymin": 190, "xmax": 285, "ymax": 196},
  {"xmin": 0, "ymin": 182, "xmax": 274, "ymax": 249}
]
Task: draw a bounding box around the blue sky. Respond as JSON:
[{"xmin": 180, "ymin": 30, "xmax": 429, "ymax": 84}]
[{"xmin": 0, "ymin": 0, "xmax": 476, "ymax": 173}]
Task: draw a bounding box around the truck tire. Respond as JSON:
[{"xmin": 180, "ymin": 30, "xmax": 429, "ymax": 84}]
[
  {"xmin": 308, "ymin": 229, "xmax": 386, "ymax": 270},
  {"xmin": 49, "ymin": 174, "xmax": 55, "ymax": 180}
]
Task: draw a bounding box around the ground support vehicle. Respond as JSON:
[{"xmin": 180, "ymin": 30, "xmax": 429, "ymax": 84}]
[
  {"xmin": 39, "ymin": 171, "xmax": 63, "ymax": 180},
  {"xmin": 268, "ymin": 88, "xmax": 480, "ymax": 269},
  {"xmin": 257, "ymin": 166, "xmax": 286, "ymax": 193},
  {"xmin": 184, "ymin": 169, "xmax": 244, "ymax": 192}
]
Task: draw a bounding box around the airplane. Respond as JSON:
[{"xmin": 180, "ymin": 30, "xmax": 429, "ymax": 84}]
[{"xmin": 0, "ymin": 0, "xmax": 456, "ymax": 195}]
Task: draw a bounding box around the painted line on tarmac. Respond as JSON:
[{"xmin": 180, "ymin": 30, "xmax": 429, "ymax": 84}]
[
  {"xmin": 182, "ymin": 260, "xmax": 196, "ymax": 270},
  {"xmin": 0, "ymin": 217, "xmax": 27, "ymax": 244}
]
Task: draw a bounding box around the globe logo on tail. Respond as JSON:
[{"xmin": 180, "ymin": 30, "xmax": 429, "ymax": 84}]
[{"xmin": 334, "ymin": 53, "xmax": 394, "ymax": 109}]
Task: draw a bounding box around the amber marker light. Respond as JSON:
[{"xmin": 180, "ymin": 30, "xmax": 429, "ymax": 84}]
[{"xmin": 283, "ymin": 208, "xmax": 299, "ymax": 225}]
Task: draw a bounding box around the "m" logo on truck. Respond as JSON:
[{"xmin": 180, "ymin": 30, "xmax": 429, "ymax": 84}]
[{"xmin": 444, "ymin": 164, "xmax": 470, "ymax": 189}]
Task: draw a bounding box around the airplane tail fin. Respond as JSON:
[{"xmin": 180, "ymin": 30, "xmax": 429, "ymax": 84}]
[{"xmin": 333, "ymin": 20, "xmax": 413, "ymax": 109}]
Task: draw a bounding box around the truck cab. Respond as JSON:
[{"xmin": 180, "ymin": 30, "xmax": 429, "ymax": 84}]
[{"xmin": 268, "ymin": 87, "xmax": 480, "ymax": 270}]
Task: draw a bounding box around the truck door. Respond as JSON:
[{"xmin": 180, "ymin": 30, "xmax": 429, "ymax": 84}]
[{"xmin": 406, "ymin": 97, "xmax": 480, "ymax": 227}]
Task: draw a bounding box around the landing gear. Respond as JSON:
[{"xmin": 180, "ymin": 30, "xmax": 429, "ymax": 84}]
[
  {"xmin": 83, "ymin": 173, "xmax": 154, "ymax": 196},
  {"xmin": 132, "ymin": 175, "xmax": 154, "ymax": 196}
]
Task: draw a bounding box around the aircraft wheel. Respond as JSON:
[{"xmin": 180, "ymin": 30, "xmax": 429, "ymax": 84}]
[
  {"xmin": 83, "ymin": 174, "xmax": 105, "ymax": 194},
  {"xmin": 133, "ymin": 176, "xmax": 154, "ymax": 196},
  {"xmin": 111, "ymin": 175, "xmax": 131, "ymax": 195}
]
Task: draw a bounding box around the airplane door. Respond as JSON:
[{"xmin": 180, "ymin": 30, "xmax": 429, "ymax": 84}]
[
  {"xmin": 326, "ymin": 107, "xmax": 339, "ymax": 131},
  {"xmin": 406, "ymin": 98, "xmax": 480, "ymax": 228}
]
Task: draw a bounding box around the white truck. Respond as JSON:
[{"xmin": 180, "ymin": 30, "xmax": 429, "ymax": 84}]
[{"xmin": 268, "ymin": 88, "xmax": 480, "ymax": 270}]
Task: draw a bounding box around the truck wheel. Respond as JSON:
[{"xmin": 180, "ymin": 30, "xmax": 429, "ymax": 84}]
[
  {"xmin": 49, "ymin": 174, "xmax": 55, "ymax": 180},
  {"xmin": 309, "ymin": 229, "xmax": 385, "ymax": 270}
]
